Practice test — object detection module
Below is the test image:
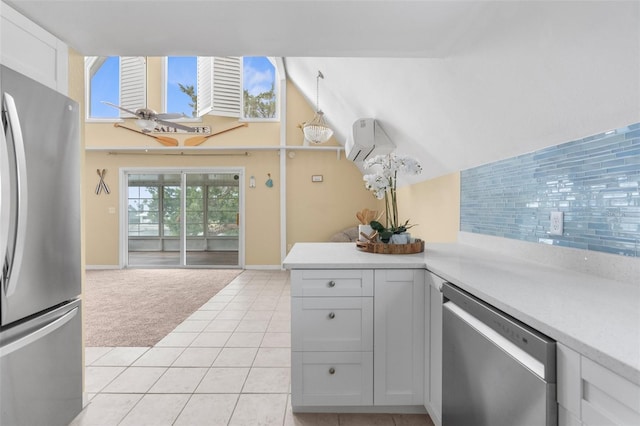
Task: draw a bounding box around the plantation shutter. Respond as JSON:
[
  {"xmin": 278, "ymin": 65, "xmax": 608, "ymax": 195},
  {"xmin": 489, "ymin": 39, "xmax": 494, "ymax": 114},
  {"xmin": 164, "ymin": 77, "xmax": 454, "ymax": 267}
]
[
  {"xmin": 196, "ymin": 56, "xmax": 214, "ymax": 117},
  {"xmin": 119, "ymin": 56, "xmax": 146, "ymax": 116},
  {"xmin": 196, "ymin": 56, "xmax": 242, "ymax": 118}
]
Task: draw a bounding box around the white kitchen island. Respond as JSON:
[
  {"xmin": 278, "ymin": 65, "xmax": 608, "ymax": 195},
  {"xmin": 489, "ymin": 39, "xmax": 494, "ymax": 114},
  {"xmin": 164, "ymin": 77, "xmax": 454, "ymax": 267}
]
[{"xmin": 283, "ymin": 242, "xmax": 640, "ymax": 426}]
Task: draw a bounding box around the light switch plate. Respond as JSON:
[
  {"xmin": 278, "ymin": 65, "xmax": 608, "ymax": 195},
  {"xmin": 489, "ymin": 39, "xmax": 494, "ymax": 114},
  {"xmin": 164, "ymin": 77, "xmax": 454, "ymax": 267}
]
[{"xmin": 550, "ymin": 211, "xmax": 563, "ymax": 236}]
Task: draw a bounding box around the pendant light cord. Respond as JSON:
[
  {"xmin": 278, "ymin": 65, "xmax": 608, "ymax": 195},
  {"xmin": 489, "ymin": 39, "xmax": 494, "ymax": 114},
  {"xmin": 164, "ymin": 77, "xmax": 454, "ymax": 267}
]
[{"xmin": 316, "ymin": 71, "xmax": 324, "ymax": 112}]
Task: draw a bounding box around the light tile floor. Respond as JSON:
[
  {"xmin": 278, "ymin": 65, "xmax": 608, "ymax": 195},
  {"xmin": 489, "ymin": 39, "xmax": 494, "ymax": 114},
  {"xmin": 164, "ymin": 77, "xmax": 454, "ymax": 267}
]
[{"xmin": 70, "ymin": 270, "xmax": 434, "ymax": 426}]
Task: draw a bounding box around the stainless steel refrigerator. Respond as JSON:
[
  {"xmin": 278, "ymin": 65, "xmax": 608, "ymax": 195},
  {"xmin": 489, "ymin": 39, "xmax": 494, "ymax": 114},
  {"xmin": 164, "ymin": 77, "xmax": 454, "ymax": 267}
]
[{"xmin": 0, "ymin": 65, "xmax": 82, "ymax": 426}]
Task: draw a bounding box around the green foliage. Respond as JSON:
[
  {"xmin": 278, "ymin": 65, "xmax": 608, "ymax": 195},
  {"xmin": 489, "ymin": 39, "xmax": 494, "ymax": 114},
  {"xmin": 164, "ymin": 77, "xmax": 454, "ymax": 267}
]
[
  {"xmin": 128, "ymin": 183, "xmax": 239, "ymax": 237},
  {"xmin": 369, "ymin": 221, "xmax": 386, "ymax": 232},
  {"xmin": 243, "ymin": 83, "xmax": 276, "ymax": 118},
  {"xmin": 178, "ymin": 83, "xmax": 197, "ymax": 117}
]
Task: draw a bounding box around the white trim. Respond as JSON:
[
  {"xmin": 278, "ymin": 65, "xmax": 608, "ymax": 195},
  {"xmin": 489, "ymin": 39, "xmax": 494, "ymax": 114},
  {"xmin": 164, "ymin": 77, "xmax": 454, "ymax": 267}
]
[
  {"xmin": 162, "ymin": 56, "xmax": 168, "ymax": 113},
  {"xmin": 87, "ymin": 145, "xmax": 343, "ymax": 153},
  {"xmin": 244, "ymin": 264, "xmax": 282, "ymax": 270},
  {"xmin": 85, "ymin": 265, "xmax": 121, "ymax": 270},
  {"xmin": 276, "ymin": 57, "xmax": 287, "ymax": 270},
  {"xmin": 119, "ymin": 168, "xmax": 127, "ymax": 268}
]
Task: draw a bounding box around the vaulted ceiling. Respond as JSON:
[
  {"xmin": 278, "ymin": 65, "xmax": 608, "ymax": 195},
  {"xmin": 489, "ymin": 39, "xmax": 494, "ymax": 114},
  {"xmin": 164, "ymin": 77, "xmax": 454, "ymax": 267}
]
[{"xmin": 5, "ymin": 0, "xmax": 639, "ymax": 183}]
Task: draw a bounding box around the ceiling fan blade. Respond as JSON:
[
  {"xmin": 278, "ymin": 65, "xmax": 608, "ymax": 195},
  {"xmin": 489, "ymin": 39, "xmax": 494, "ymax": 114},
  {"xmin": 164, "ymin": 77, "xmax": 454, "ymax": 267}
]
[
  {"xmin": 155, "ymin": 112, "xmax": 187, "ymax": 120},
  {"xmin": 101, "ymin": 101, "xmax": 140, "ymax": 117},
  {"xmin": 156, "ymin": 119, "xmax": 196, "ymax": 132}
]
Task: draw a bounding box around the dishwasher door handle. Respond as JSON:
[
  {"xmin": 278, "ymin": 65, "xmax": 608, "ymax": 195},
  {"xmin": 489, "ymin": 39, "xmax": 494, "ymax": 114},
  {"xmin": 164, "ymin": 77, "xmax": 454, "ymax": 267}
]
[{"xmin": 444, "ymin": 301, "xmax": 546, "ymax": 379}]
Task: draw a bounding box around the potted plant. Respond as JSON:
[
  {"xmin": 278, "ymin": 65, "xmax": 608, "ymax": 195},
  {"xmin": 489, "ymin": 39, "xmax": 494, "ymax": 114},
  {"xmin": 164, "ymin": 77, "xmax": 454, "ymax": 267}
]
[{"xmin": 363, "ymin": 153, "xmax": 422, "ymax": 243}]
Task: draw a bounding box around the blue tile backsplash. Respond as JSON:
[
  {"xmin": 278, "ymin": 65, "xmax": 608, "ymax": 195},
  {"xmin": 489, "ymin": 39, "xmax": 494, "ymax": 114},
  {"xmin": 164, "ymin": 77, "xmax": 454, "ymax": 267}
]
[{"xmin": 461, "ymin": 123, "xmax": 640, "ymax": 257}]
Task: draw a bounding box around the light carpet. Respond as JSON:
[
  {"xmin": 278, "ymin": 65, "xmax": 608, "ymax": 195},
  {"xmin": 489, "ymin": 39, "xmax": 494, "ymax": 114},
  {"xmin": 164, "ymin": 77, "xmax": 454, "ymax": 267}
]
[{"xmin": 83, "ymin": 268, "xmax": 242, "ymax": 347}]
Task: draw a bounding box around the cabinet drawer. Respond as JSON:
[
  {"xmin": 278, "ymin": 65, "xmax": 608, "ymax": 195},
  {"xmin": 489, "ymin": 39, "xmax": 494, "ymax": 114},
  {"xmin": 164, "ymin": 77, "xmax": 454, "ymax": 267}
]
[
  {"xmin": 292, "ymin": 297, "xmax": 373, "ymax": 352},
  {"xmin": 581, "ymin": 357, "xmax": 640, "ymax": 426},
  {"xmin": 291, "ymin": 269, "xmax": 373, "ymax": 297},
  {"xmin": 291, "ymin": 351, "xmax": 373, "ymax": 408}
]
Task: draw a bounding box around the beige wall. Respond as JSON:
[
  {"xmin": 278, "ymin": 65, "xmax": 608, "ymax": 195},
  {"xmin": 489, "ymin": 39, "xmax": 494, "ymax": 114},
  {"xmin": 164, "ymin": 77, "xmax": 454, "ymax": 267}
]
[
  {"xmin": 284, "ymin": 76, "xmax": 383, "ymax": 248},
  {"xmin": 79, "ymin": 57, "xmax": 383, "ymax": 267},
  {"xmin": 85, "ymin": 150, "xmax": 282, "ymax": 265},
  {"xmin": 397, "ymin": 172, "xmax": 460, "ymax": 243}
]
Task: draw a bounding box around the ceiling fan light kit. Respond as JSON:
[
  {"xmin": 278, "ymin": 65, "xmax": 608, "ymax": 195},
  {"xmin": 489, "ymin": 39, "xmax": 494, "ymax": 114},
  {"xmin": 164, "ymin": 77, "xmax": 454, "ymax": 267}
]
[
  {"xmin": 136, "ymin": 119, "xmax": 157, "ymax": 132},
  {"xmin": 303, "ymin": 70, "xmax": 334, "ymax": 144}
]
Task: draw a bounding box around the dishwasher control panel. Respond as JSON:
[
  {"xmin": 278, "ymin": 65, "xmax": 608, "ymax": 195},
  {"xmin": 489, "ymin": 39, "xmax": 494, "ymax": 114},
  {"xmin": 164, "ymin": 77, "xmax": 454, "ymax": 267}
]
[{"xmin": 442, "ymin": 282, "xmax": 556, "ymax": 379}]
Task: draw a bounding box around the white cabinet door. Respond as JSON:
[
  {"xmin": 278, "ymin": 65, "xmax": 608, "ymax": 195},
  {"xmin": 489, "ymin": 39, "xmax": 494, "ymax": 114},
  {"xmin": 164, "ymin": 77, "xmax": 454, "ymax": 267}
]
[
  {"xmin": 425, "ymin": 271, "xmax": 444, "ymax": 425},
  {"xmin": 373, "ymin": 269, "xmax": 425, "ymax": 406},
  {"xmin": 0, "ymin": 3, "xmax": 68, "ymax": 93},
  {"xmin": 557, "ymin": 342, "xmax": 582, "ymax": 425}
]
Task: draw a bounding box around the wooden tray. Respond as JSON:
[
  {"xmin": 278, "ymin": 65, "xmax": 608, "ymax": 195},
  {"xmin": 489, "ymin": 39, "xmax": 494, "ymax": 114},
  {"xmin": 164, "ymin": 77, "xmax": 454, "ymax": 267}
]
[{"xmin": 356, "ymin": 239, "xmax": 425, "ymax": 254}]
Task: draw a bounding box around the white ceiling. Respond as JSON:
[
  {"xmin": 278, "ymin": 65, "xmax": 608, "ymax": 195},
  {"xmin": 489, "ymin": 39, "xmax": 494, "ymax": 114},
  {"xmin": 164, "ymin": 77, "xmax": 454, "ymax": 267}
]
[
  {"xmin": 3, "ymin": 0, "xmax": 489, "ymax": 58},
  {"xmin": 5, "ymin": 0, "xmax": 639, "ymax": 183}
]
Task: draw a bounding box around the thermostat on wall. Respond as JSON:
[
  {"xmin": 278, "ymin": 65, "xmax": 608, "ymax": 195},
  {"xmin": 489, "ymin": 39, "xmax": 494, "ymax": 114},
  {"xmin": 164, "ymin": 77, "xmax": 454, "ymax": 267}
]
[{"xmin": 311, "ymin": 175, "xmax": 323, "ymax": 182}]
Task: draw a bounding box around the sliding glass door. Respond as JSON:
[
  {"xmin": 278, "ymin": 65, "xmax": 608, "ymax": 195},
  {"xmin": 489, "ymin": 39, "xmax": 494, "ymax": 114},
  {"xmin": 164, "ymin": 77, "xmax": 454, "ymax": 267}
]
[
  {"xmin": 125, "ymin": 169, "xmax": 242, "ymax": 268},
  {"xmin": 185, "ymin": 173, "xmax": 240, "ymax": 266}
]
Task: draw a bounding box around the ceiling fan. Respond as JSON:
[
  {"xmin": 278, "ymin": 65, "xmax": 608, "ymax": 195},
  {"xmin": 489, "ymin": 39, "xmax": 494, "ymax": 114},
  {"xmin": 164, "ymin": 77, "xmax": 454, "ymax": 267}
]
[{"xmin": 101, "ymin": 101, "xmax": 196, "ymax": 132}]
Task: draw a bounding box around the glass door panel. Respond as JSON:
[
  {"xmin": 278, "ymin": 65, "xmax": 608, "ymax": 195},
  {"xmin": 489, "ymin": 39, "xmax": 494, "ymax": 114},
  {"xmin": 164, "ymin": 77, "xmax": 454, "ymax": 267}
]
[
  {"xmin": 186, "ymin": 173, "xmax": 240, "ymax": 266},
  {"xmin": 127, "ymin": 173, "xmax": 182, "ymax": 266}
]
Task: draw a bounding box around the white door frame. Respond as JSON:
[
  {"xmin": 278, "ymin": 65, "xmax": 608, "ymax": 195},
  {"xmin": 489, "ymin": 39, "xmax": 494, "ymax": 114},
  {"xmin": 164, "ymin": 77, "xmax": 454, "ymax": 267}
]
[{"xmin": 119, "ymin": 166, "xmax": 245, "ymax": 268}]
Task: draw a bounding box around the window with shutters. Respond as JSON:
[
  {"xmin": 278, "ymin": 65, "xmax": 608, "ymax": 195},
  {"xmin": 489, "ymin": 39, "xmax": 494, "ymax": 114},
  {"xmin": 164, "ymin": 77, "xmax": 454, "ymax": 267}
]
[
  {"xmin": 85, "ymin": 56, "xmax": 147, "ymax": 119},
  {"xmin": 85, "ymin": 56, "xmax": 277, "ymax": 121},
  {"xmin": 165, "ymin": 56, "xmax": 278, "ymax": 121}
]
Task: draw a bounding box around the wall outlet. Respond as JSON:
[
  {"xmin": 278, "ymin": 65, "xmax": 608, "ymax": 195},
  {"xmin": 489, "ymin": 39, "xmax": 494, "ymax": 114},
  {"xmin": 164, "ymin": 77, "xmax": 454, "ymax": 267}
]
[{"xmin": 550, "ymin": 211, "xmax": 563, "ymax": 236}]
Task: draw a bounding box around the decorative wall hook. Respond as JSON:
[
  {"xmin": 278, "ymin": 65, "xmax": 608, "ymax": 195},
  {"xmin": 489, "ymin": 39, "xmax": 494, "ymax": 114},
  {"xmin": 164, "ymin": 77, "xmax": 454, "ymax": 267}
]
[{"xmin": 265, "ymin": 173, "xmax": 273, "ymax": 188}]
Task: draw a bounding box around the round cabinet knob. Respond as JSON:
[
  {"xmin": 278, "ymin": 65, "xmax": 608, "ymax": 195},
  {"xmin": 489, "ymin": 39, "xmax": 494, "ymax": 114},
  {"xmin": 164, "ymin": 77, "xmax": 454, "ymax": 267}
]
[
  {"xmin": 329, "ymin": 367, "xmax": 336, "ymax": 375},
  {"xmin": 328, "ymin": 281, "xmax": 336, "ymax": 288},
  {"xmin": 328, "ymin": 312, "xmax": 336, "ymax": 319}
]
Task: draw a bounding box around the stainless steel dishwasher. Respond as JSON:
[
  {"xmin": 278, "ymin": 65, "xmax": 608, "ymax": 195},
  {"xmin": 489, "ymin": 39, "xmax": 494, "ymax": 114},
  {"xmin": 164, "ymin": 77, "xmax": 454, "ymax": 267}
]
[{"xmin": 442, "ymin": 283, "xmax": 557, "ymax": 426}]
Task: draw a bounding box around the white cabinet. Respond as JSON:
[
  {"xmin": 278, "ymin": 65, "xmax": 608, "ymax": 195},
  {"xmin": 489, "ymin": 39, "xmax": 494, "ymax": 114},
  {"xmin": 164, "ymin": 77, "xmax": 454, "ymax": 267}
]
[
  {"xmin": 0, "ymin": 3, "xmax": 68, "ymax": 93},
  {"xmin": 424, "ymin": 271, "xmax": 444, "ymax": 426},
  {"xmin": 557, "ymin": 342, "xmax": 640, "ymax": 426},
  {"xmin": 290, "ymin": 268, "xmax": 425, "ymax": 412},
  {"xmin": 291, "ymin": 269, "xmax": 374, "ymax": 409},
  {"xmin": 373, "ymin": 269, "xmax": 424, "ymax": 406}
]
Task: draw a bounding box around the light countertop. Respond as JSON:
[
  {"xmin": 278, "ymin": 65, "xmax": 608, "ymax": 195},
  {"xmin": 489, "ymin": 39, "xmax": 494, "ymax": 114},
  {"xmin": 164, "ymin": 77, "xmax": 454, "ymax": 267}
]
[{"xmin": 283, "ymin": 242, "xmax": 640, "ymax": 386}]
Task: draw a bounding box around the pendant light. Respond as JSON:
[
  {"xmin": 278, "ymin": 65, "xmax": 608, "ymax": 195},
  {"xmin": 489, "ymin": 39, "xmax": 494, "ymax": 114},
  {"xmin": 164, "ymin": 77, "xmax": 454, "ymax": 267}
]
[{"xmin": 303, "ymin": 71, "xmax": 334, "ymax": 144}]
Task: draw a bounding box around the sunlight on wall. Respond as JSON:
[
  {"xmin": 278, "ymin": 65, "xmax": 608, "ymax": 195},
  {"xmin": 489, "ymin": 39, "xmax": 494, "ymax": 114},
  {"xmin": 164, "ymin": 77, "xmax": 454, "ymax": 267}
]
[{"xmin": 397, "ymin": 172, "xmax": 460, "ymax": 243}]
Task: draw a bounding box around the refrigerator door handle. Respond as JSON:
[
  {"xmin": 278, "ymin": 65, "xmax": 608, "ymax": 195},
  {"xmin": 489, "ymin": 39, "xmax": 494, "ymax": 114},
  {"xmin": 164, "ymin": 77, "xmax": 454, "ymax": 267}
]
[
  {"xmin": 0, "ymin": 104, "xmax": 12, "ymax": 290},
  {"xmin": 0, "ymin": 306, "xmax": 78, "ymax": 358},
  {"xmin": 1, "ymin": 93, "xmax": 28, "ymax": 297}
]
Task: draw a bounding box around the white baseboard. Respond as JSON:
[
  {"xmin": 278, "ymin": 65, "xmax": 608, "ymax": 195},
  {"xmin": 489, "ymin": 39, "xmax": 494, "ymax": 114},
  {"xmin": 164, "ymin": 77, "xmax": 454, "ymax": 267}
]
[
  {"xmin": 244, "ymin": 264, "xmax": 283, "ymax": 270},
  {"xmin": 86, "ymin": 264, "xmax": 284, "ymax": 271},
  {"xmin": 85, "ymin": 265, "xmax": 120, "ymax": 270}
]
